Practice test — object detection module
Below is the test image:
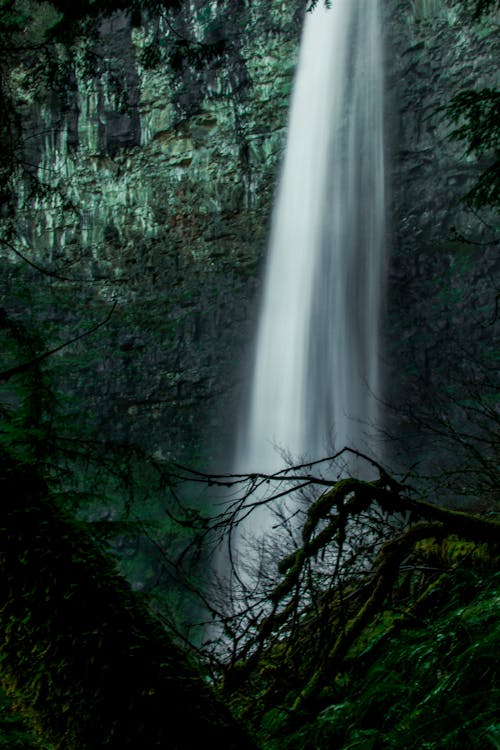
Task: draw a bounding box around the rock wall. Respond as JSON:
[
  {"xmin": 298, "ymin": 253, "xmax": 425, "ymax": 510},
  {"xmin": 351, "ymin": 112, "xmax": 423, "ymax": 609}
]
[
  {"xmin": 2, "ymin": 0, "xmax": 303, "ymax": 466},
  {"xmin": 1, "ymin": 0, "xmax": 497, "ymax": 478},
  {"xmin": 383, "ymin": 0, "xmax": 499, "ymax": 486}
]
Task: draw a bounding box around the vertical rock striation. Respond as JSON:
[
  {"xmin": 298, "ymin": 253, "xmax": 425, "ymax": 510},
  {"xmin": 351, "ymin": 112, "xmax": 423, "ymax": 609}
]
[
  {"xmin": 1, "ymin": 0, "xmax": 497, "ymax": 482},
  {"xmin": 2, "ymin": 1, "xmax": 303, "ymax": 465},
  {"xmin": 384, "ymin": 0, "xmax": 499, "ymax": 494}
]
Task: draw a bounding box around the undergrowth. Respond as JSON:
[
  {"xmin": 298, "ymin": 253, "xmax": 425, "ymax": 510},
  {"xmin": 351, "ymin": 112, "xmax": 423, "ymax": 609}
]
[
  {"xmin": 0, "ymin": 687, "xmax": 45, "ymax": 749},
  {"xmin": 243, "ymin": 564, "xmax": 500, "ymax": 749}
]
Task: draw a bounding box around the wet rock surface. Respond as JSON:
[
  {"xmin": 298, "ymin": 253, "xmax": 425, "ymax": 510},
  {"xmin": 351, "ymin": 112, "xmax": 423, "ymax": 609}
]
[
  {"xmin": 384, "ymin": 0, "xmax": 499, "ymax": 483},
  {"xmin": 1, "ymin": 0, "xmax": 497, "ymax": 476},
  {"xmin": 1, "ymin": 1, "xmax": 303, "ymax": 466}
]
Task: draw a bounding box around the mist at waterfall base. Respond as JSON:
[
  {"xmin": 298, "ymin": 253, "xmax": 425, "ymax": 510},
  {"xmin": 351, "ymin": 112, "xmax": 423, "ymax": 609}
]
[{"xmin": 233, "ymin": 1, "xmax": 387, "ymax": 534}]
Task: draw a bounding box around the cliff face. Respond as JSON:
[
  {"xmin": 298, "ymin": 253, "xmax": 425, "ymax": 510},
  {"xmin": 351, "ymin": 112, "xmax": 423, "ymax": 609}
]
[
  {"xmin": 1, "ymin": 0, "xmax": 497, "ymax": 474},
  {"xmin": 384, "ymin": 0, "xmax": 499, "ymax": 486},
  {"xmin": 3, "ymin": 1, "xmax": 303, "ymax": 465}
]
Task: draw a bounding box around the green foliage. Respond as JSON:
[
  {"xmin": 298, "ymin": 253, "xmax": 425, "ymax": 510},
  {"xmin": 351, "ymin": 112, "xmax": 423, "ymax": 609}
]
[
  {"xmin": 0, "ymin": 453, "xmax": 256, "ymax": 749},
  {"xmin": 167, "ymin": 37, "xmax": 226, "ymax": 72},
  {"xmin": 0, "ymin": 687, "xmax": 46, "ymax": 749},
  {"xmin": 0, "ymin": 1, "xmax": 63, "ymax": 49},
  {"xmin": 0, "ymin": 285, "xmax": 201, "ymax": 647},
  {"xmin": 249, "ymin": 567, "xmax": 500, "ymax": 750},
  {"xmin": 44, "ymin": 1, "xmax": 182, "ymax": 37},
  {"xmin": 214, "ymin": 467, "xmax": 499, "ymax": 750},
  {"xmin": 445, "ymin": 88, "xmax": 500, "ymax": 209},
  {"xmin": 306, "ymin": 0, "xmax": 332, "ymax": 12},
  {"xmin": 0, "ymin": 0, "xmax": 29, "ymax": 37},
  {"xmin": 471, "ymin": 0, "xmax": 500, "ymax": 19},
  {"xmin": 0, "ymin": 275, "xmax": 233, "ymax": 744},
  {"xmin": 447, "ymin": 90, "xmax": 500, "ymax": 157}
]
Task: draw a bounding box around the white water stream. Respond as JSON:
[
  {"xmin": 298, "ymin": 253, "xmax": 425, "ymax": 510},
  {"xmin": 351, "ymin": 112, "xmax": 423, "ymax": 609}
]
[{"xmin": 236, "ymin": 0, "xmax": 386, "ymax": 493}]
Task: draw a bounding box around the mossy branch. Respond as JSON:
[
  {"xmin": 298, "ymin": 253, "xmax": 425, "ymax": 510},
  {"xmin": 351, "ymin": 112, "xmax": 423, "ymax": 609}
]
[
  {"xmin": 292, "ymin": 521, "xmax": 447, "ymax": 709},
  {"xmin": 220, "ymin": 469, "xmax": 499, "ymax": 701}
]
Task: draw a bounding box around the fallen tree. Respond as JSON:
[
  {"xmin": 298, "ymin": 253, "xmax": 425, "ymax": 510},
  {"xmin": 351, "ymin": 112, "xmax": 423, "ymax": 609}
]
[{"xmin": 170, "ymin": 452, "xmax": 499, "ymax": 728}]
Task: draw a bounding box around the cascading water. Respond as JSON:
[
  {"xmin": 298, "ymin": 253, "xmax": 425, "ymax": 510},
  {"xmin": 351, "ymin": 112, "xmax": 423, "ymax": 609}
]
[{"xmin": 236, "ymin": 1, "xmax": 386, "ymax": 490}]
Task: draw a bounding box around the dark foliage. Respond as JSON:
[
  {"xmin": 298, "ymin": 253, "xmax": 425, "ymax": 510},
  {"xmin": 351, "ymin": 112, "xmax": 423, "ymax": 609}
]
[
  {"xmin": 0, "ymin": 451, "xmax": 257, "ymax": 749},
  {"xmin": 256, "ymin": 566, "xmax": 500, "ymax": 749},
  {"xmin": 47, "ymin": 0, "xmax": 183, "ymax": 36},
  {"xmin": 472, "ymin": 0, "xmax": 500, "ymax": 19},
  {"xmin": 185, "ymin": 458, "xmax": 499, "ymax": 749},
  {"xmin": 445, "ymin": 88, "xmax": 500, "ymax": 209}
]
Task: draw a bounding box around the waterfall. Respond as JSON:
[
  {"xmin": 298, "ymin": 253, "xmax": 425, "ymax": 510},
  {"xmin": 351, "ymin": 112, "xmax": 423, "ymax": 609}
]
[{"xmin": 236, "ymin": 0, "xmax": 386, "ymax": 489}]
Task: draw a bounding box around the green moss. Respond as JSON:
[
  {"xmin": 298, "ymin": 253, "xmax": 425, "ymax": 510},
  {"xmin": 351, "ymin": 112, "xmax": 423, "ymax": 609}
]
[
  {"xmin": 0, "ymin": 687, "xmax": 47, "ymax": 749},
  {"xmin": 0, "ymin": 454, "xmax": 256, "ymax": 749},
  {"xmin": 256, "ymin": 568, "xmax": 500, "ymax": 750}
]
